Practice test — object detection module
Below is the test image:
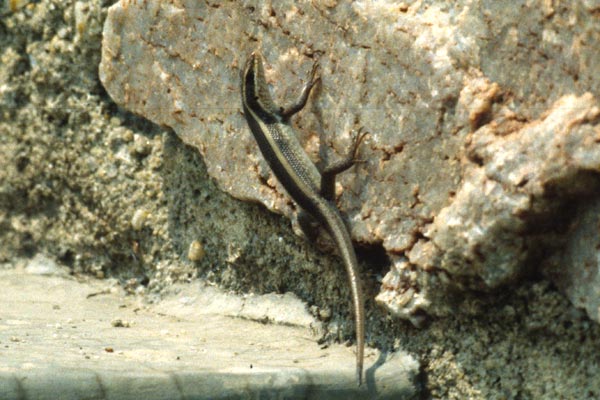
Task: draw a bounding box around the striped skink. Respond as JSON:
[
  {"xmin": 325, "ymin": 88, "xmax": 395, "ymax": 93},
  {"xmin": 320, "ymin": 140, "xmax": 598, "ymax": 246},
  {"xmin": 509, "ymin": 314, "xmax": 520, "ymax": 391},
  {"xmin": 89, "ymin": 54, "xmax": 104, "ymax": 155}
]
[{"xmin": 240, "ymin": 51, "xmax": 366, "ymax": 385}]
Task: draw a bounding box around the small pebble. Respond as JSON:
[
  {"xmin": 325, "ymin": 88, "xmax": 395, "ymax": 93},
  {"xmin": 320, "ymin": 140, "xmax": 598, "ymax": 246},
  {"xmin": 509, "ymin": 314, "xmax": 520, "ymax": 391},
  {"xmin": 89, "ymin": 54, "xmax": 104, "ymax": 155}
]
[
  {"xmin": 111, "ymin": 319, "xmax": 130, "ymax": 328},
  {"xmin": 131, "ymin": 209, "xmax": 149, "ymax": 231},
  {"xmin": 132, "ymin": 134, "xmax": 152, "ymax": 156},
  {"xmin": 188, "ymin": 240, "xmax": 205, "ymax": 262}
]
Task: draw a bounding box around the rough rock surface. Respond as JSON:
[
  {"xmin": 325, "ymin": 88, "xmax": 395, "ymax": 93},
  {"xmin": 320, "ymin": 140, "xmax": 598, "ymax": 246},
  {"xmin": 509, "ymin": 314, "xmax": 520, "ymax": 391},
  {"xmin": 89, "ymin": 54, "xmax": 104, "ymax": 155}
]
[
  {"xmin": 425, "ymin": 94, "xmax": 600, "ymax": 286},
  {"xmin": 100, "ymin": 1, "xmax": 600, "ymax": 322}
]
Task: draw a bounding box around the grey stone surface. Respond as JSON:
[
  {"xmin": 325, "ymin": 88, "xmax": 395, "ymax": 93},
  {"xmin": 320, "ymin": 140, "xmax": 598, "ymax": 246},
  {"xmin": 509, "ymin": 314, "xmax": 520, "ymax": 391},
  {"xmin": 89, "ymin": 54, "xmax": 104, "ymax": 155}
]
[{"xmin": 0, "ymin": 268, "xmax": 418, "ymax": 399}]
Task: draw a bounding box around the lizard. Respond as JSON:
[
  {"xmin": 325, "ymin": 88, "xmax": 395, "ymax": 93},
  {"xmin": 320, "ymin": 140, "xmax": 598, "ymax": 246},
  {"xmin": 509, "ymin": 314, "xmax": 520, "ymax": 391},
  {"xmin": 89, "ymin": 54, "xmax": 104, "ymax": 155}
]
[{"xmin": 240, "ymin": 51, "xmax": 366, "ymax": 385}]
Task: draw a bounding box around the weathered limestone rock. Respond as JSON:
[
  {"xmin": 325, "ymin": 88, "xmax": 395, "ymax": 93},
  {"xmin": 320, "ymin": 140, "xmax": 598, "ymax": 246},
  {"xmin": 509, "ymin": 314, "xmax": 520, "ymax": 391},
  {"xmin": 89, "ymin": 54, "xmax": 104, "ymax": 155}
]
[
  {"xmin": 386, "ymin": 93, "xmax": 600, "ymax": 320},
  {"xmin": 100, "ymin": 1, "xmax": 600, "ymax": 323},
  {"xmin": 414, "ymin": 94, "xmax": 600, "ymax": 287}
]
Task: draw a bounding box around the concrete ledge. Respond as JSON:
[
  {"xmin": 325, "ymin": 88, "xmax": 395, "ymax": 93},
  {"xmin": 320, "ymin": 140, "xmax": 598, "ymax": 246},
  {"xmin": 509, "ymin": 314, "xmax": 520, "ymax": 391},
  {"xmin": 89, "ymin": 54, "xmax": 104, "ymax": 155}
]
[{"xmin": 0, "ymin": 269, "xmax": 418, "ymax": 399}]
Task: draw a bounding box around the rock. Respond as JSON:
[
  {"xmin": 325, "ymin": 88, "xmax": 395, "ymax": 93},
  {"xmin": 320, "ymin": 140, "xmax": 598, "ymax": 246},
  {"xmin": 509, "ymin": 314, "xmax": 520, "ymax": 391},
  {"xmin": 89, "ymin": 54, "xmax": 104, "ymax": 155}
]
[
  {"xmin": 99, "ymin": 1, "xmax": 600, "ymax": 323},
  {"xmin": 423, "ymin": 94, "xmax": 600, "ymax": 287}
]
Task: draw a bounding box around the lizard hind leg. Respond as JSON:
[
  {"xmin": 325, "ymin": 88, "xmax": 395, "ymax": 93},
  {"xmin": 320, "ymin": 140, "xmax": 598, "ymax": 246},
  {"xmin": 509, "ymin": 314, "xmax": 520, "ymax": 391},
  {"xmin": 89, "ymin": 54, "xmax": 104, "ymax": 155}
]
[{"xmin": 320, "ymin": 128, "xmax": 369, "ymax": 201}]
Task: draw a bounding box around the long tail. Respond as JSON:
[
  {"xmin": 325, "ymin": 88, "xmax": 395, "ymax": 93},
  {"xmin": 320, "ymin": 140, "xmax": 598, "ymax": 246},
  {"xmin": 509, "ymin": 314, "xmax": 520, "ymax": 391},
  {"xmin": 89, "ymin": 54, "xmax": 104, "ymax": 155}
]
[{"xmin": 318, "ymin": 200, "xmax": 365, "ymax": 385}]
